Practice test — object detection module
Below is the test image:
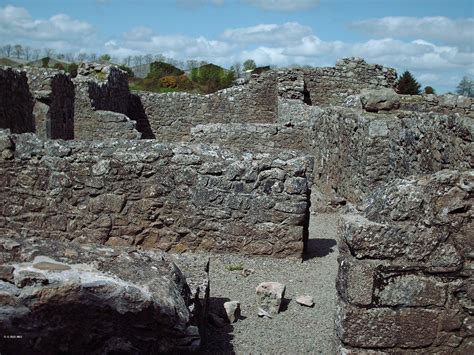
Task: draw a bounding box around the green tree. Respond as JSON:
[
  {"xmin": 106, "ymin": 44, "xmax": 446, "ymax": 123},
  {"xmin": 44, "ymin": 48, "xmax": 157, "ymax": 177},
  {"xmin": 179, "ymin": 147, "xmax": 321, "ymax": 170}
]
[
  {"xmin": 243, "ymin": 59, "xmax": 256, "ymax": 71},
  {"xmin": 456, "ymin": 76, "xmax": 474, "ymax": 97},
  {"xmin": 397, "ymin": 71, "xmax": 421, "ymax": 95},
  {"xmin": 424, "ymin": 86, "xmax": 435, "ymax": 94},
  {"xmin": 98, "ymin": 54, "xmax": 111, "ymax": 63}
]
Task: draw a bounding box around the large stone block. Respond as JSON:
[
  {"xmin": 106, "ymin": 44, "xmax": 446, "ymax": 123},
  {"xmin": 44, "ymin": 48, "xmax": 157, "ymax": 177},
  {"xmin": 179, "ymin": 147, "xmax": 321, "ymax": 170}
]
[{"xmin": 0, "ymin": 236, "xmax": 204, "ymax": 354}]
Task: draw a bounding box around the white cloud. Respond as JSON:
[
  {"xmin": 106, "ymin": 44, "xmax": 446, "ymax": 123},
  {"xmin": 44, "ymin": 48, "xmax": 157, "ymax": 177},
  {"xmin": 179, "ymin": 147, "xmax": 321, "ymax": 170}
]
[
  {"xmin": 222, "ymin": 22, "xmax": 312, "ymax": 45},
  {"xmin": 351, "ymin": 16, "xmax": 474, "ymax": 49},
  {"xmin": 176, "ymin": 0, "xmax": 225, "ymax": 7},
  {"xmin": 0, "ymin": 5, "xmax": 95, "ymax": 50},
  {"xmin": 244, "ymin": 0, "xmax": 320, "ymax": 11}
]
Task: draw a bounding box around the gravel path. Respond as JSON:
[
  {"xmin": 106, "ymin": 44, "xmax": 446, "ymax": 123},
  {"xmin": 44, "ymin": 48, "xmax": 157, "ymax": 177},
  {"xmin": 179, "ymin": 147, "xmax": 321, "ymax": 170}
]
[{"xmin": 202, "ymin": 212, "xmax": 340, "ymax": 354}]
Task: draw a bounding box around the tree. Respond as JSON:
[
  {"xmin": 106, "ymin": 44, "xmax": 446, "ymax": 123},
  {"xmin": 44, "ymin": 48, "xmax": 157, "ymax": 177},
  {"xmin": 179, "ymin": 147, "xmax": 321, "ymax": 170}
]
[
  {"xmin": 230, "ymin": 62, "xmax": 241, "ymax": 77},
  {"xmin": 23, "ymin": 46, "xmax": 32, "ymax": 60},
  {"xmin": 397, "ymin": 71, "xmax": 421, "ymax": 95},
  {"xmin": 98, "ymin": 54, "xmax": 111, "ymax": 63},
  {"xmin": 32, "ymin": 48, "xmax": 41, "ymax": 60},
  {"xmin": 77, "ymin": 52, "xmax": 87, "ymax": 63},
  {"xmin": 424, "ymin": 86, "xmax": 435, "ymax": 95},
  {"xmin": 3, "ymin": 44, "xmax": 12, "ymax": 57},
  {"xmin": 243, "ymin": 59, "xmax": 256, "ymax": 71},
  {"xmin": 456, "ymin": 76, "xmax": 474, "ymax": 97},
  {"xmin": 13, "ymin": 44, "xmax": 23, "ymax": 59},
  {"xmin": 88, "ymin": 53, "xmax": 97, "ymax": 62},
  {"xmin": 133, "ymin": 55, "xmax": 143, "ymax": 66},
  {"xmin": 144, "ymin": 54, "xmax": 154, "ymax": 64},
  {"xmin": 44, "ymin": 48, "xmax": 55, "ymax": 58}
]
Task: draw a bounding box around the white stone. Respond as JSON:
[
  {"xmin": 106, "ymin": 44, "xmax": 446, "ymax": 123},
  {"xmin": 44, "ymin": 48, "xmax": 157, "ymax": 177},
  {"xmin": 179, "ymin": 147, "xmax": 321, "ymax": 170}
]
[
  {"xmin": 256, "ymin": 281, "xmax": 286, "ymax": 316},
  {"xmin": 223, "ymin": 300, "xmax": 241, "ymax": 323},
  {"xmin": 296, "ymin": 295, "xmax": 314, "ymax": 307}
]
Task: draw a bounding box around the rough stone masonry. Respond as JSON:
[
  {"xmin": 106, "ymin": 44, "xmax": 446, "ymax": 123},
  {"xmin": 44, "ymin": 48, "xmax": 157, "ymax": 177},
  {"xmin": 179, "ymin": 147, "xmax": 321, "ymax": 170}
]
[{"xmin": 0, "ymin": 57, "xmax": 473, "ymax": 353}]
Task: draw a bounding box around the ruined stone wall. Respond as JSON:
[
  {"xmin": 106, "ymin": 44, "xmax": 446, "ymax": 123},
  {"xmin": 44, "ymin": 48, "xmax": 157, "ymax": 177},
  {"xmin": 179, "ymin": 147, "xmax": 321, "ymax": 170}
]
[
  {"xmin": 399, "ymin": 93, "xmax": 474, "ymax": 115},
  {"xmin": 312, "ymin": 107, "xmax": 473, "ymax": 202},
  {"xmin": 0, "ymin": 67, "xmax": 35, "ymax": 134},
  {"xmin": 25, "ymin": 67, "xmax": 75, "ymax": 140},
  {"xmin": 336, "ymin": 170, "xmax": 473, "ymax": 353},
  {"xmin": 303, "ymin": 58, "xmax": 397, "ymax": 107},
  {"xmin": 135, "ymin": 72, "xmax": 278, "ymax": 142},
  {"xmin": 0, "ymin": 129, "xmax": 313, "ymax": 258},
  {"xmin": 189, "ymin": 122, "xmax": 313, "ymax": 152},
  {"xmin": 73, "ymin": 64, "xmax": 140, "ymax": 140}
]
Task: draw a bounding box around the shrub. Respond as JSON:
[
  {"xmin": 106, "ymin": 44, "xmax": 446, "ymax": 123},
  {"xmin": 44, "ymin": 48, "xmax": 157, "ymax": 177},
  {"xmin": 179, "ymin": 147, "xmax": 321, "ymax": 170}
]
[
  {"xmin": 149, "ymin": 61, "xmax": 184, "ymax": 79},
  {"xmin": 176, "ymin": 74, "xmax": 194, "ymax": 90},
  {"xmin": 118, "ymin": 64, "xmax": 134, "ymax": 78},
  {"xmin": 66, "ymin": 63, "xmax": 78, "ymax": 77},
  {"xmin": 159, "ymin": 75, "xmax": 178, "ymax": 88},
  {"xmin": 424, "ymin": 86, "xmax": 435, "ymax": 94},
  {"xmin": 41, "ymin": 57, "xmax": 50, "ymax": 68}
]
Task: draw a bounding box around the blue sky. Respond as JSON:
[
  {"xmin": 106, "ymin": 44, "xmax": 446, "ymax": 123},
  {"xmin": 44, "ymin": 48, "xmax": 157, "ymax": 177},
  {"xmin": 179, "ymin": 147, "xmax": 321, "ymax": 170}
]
[{"xmin": 1, "ymin": 0, "xmax": 473, "ymax": 92}]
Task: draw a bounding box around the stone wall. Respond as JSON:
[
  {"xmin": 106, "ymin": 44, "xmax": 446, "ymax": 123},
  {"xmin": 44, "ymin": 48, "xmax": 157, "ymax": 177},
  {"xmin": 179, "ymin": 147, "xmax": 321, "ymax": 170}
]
[
  {"xmin": 336, "ymin": 170, "xmax": 473, "ymax": 353},
  {"xmin": 312, "ymin": 106, "xmax": 473, "ymax": 202},
  {"xmin": 0, "ymin": 129, "xmax": 313, "ymax": 258},
  {"xmin": 399, "ymin": 93, "xmax": 474, "ymax": 115},
  {"xmin": 25, "ymin": 68, "xmax": 75, "ymax": 140},
  {"xmin": 303, "ymin": 58, "xmax": 397, "ymax": 107},
  {"xmin": 135, "ymin": 71, "xmax": 278, "ymax": 142},
  {"xmin": 73, "ymin": 63, "xmax": 141, "ymax": 140},
  {"xmin": 0, "ymin": 67, "xmax": 35, "ymax": 134},
  {"xmin": 189, "ymin": 122, "xmax": 313, "ymax": 152}
]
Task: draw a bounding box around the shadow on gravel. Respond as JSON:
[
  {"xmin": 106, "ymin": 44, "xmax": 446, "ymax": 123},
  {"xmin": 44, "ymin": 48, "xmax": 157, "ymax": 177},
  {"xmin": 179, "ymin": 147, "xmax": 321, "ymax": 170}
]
[
  {"xmin": 303, "ymin": 238, "xmax": 337, "ymax": 260},
  {"xmin": 202, "ymin": 297, "xmax": 234, "ymax": 354},
  {"xmin": 280, "ymin": 297, "xmax": 291, "ymax": 312}
]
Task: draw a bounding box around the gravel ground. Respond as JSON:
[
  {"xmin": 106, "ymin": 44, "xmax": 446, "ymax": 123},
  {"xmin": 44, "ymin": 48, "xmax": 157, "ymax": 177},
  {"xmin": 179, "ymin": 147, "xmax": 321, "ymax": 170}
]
[{"xmin": 201, "ymin": 212, "xmax": 340, "ymax": 354}]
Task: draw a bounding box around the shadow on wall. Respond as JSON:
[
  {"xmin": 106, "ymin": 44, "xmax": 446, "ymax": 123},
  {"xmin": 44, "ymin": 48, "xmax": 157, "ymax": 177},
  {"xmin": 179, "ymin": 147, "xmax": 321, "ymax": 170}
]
[{"xmin": 128, "ymin": 94, "xmax": 156, "ymax": 139}]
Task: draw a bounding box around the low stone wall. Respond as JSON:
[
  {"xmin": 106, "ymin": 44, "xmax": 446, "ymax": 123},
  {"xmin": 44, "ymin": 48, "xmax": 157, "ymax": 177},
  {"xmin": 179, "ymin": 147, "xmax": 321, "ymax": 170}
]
[
  {"xmin": 189, "ymin": 122, "xmax": 313, "ymax": 152},
  {"xmin": 336, "ymin": 170, "xmax": 473, "ymax": 353},
  {"xmin": 312, "ymin": 107, "xmax": 473, "ymax": 202},
  {"xmin": 303, "ymin": 58, "xmax": 397, "ymax": 107},
  {"xmin": 399, "ymin": 93, "xmax": 474, "ymax": 115},
  {"xmin": 0, "ymin": 67, "xmax": 35, "ymax": 134},
  {"xmin": 0, "ymin": 130, "xmax": 313, "ymax": 258},
  {"xmin": 25, "ymin": 68, "xmax": 75, "ymax": 140},
  {"xmin": 135, "ymin": 71, "xmax": 278, "ymax": 142}
]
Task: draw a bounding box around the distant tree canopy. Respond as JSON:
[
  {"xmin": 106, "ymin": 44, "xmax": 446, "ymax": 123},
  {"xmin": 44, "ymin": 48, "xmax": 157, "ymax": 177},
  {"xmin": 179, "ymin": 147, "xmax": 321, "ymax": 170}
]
[
  {"xmin": 456, "ymin": 76, "xmax": 474, "ymax": 97},
  {"xmin": 243, "ymin": 59, "xmax": 257, "ymax": 71},
  {"xmin": 191, "ymin": 63, "xmax": 235, "ymax": 93},
  {"xmin": 424, "ymin": 86, "xmax": 435, "ymax": 94},
  {"xmin": 397, "ymin": 71, "xmax": 421, "ymax": 95},
  {"xmin": 98, "ymin": 54, "xmax": 111, "ymax": 63}
]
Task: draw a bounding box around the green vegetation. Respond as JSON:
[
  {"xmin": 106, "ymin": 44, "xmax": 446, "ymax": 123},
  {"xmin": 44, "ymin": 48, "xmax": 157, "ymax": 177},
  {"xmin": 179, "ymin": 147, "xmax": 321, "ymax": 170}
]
[
  {"xmin": 41, "ymin": 57, "xmax": 50, "ymax": 68},
  {"xmin": 129, "ymin": 61, "xmax": 235, "ymax": 94},
  {"xmin": 243, "ymin": 59, "xmax": 257, "ymax": 71},
  {"xmin": 397, "ymin": 71, "xmax": 421, "ymax": 95},
  {"xmin": 424, "ymin": 86, "xmax": 435, "ymax": 95},
  {"xmin": 118, "ymin": 64, "xmax": 134, "ymax": 78},
  {"xmin": 225, "ymin": 264, "xmax": 244, "ymax": 271}
]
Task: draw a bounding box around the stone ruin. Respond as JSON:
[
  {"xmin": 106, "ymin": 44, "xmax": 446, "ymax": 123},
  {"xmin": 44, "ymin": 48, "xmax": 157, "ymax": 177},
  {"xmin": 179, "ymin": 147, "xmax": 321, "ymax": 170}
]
[{"xmin": 0, "ymin": 58, "xmax": 472, "ymax": 353}]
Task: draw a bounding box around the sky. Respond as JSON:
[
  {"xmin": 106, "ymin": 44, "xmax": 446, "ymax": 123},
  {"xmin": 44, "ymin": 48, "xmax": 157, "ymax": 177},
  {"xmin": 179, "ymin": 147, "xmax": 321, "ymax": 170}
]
[{"xmin": 1, "ymin": 0, "xmax": 473, "ymax": 92}]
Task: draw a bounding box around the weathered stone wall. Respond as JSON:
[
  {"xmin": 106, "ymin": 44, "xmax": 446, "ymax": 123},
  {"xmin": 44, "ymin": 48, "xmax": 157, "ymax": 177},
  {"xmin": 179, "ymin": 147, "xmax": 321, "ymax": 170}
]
[
  {"xmin": 189, "ymin": 122, "xmax": 313, "ymax": 152},
  {"xmin": 0, "ymin": 67, "xmax": 35, "ymax": 134},
  {"xmin": 303, "ymin": 58, "xmax": 397, "ymax": 107},
  {"xmin": 336, "ymin": 170, "xmax": 473, "ymax": 353},
  {"xmin": 0, "ymin": 130, "xmax": 313, "ymax": 258},
  {"xmin": 135, "ymin": 71, "xmax": 278, "ymax": 142},
  {"xmin": 312, "ymin": 106, "xmax": 473, "ymax": 202},
  {"xmin": 399, "ymin": 93, "xmax": 474, "ymax": 115},
  {"xmin": 73, "ymin": 63, "xmax": 141, "ymax": 140},
  {"xmin": 25, "ymin": 67, "xmax": 75, "ymax": 140}
]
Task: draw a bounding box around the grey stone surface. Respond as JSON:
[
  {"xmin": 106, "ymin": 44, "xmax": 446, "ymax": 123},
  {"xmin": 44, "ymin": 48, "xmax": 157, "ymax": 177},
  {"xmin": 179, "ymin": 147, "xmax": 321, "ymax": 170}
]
[
  {"xmin": 256, "ymin": 281, "xmax": 286, "ymax": 316},
  {"xmin": 0, "ymin": 129, "xmax": 313, "ymax": 258},
  {"xmin": 360, "ymin": 87, "xmax": 400, "ymax": 112},
  {"xmin": 0, "ymin": 236, "xmax": 202, "ymax": 354}
]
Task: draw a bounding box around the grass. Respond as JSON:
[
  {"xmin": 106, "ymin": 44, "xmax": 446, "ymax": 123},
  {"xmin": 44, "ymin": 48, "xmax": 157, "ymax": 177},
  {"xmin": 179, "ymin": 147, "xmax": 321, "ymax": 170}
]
[{"xmin": 225, "ymin": 264, "xmax": 244, "ymax": 271}]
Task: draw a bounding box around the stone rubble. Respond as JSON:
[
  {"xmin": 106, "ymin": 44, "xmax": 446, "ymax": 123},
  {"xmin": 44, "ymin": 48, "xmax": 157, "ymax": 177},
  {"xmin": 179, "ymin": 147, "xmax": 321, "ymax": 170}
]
[
  {"xmin": 256, "ymin": 282, "xmax": 286, "ymax": 316},
  {"xmin": 224, "ymin": 300, "xmax": 241, "ymax": 323},
  {"xmin": 296, "ymin": 295, "xmax": 314, "ymax": 307}
]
